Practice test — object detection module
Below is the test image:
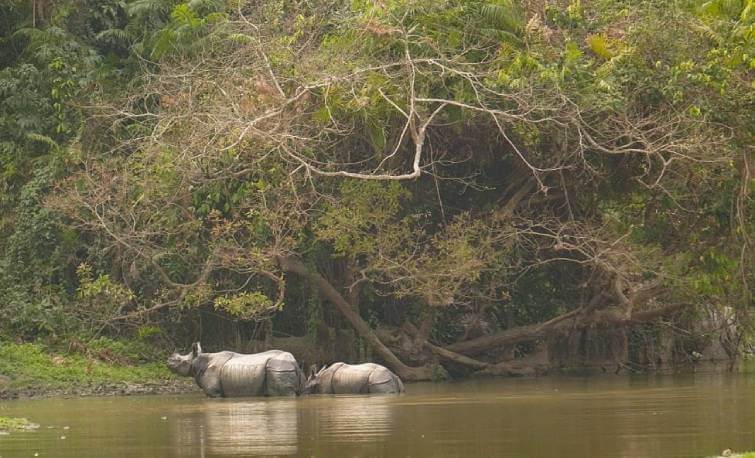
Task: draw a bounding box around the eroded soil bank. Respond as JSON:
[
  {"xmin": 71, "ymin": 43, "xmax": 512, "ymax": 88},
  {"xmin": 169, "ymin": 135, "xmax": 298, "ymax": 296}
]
[{"xmin": 0, "ymin": 379, "xmax": 197, "ymax": 401}]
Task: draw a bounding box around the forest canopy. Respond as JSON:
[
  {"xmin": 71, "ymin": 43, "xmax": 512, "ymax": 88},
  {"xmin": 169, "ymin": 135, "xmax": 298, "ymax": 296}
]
[{"xmin": 1, "ymin": 0, "xmax": 752, "ymax": 379}]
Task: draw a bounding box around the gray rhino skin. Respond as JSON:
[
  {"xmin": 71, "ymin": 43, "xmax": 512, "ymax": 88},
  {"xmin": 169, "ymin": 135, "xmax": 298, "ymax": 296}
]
[
  {"xmin": 167, "ymin": 343, "xmax": 305, "ymax": 397},
  {"xmin": 303, "ymin": 362, "xmax": 405, "ymax": 395}
]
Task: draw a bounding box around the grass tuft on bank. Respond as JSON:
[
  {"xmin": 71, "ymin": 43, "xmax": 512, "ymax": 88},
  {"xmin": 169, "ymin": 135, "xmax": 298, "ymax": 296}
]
[
  {"xmin": 0, "ymin": 340, "xmax": 175, "ymax": 391},
  {"xmin": 0, "ymin": 416, "xmax": 39, "ymax": 432}
]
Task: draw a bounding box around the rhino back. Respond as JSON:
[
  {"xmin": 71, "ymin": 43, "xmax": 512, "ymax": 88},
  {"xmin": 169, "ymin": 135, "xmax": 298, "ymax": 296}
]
[
  {"xmin": 331, "ymin": 364, "xmax": 373, "ymax": 394},
  {"xmin": 219, "ymin": 353, "xmax": 271, "ymax": 397}
]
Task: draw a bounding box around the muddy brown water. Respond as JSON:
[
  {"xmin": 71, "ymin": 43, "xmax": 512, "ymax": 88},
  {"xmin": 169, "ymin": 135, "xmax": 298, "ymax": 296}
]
[{"xmin": 0, "ymin": 372, "xmax": 753, "ymax": 457}]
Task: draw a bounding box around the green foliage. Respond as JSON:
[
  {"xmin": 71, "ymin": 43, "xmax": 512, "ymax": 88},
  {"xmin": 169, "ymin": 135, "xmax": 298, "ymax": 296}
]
[
  {"xmin": 0, "ymin": 0, "xmax": 230, "ymax": 342},
  {"xmin": 476, "ymin": 0, "xmax": 525, "ymax": 46},
  {"xmin": 0, "ymin": 1, "xmax": 100, "ymax": 340},
  {"xmin": 82, "ymin": 335, "xmax": 167, "ymax": 362},
  {"xmin": 0, "ymin": 166, "xmax": 74, "ymax": 339},
  {"xmin": 585, "ymin": 34, "xmax": 617, "ymax": 60},
  {"xmin": 135, "ymin": 324, "xmax": 163, "ymax": 341},
  {"xmin": 545, "ymin": 0, "xmax": 585, "ymax": 28},
  {"xmin": 316, "ymin": 180, "xmax": 410, "ymax": 256},
  {"xmin": 213, "ymin": 291, "xmax": 279, "ymax": 321},
  {"xmin": 75, "ymin": 263, "xmax": 135, "ymax": 324},
  {"xmin": 0, "ymin": 0, "xmax": 751, "ymax": 369},
  {"xmin": 77, "ymin": 263, "xmax": 134, "ymax": 301},
  {"xmin": 150, "ymin": 2, "xmax": 229, "ymax": 58}
]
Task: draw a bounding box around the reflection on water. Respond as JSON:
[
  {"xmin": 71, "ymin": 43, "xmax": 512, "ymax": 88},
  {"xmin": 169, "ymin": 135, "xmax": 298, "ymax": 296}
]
[
  {"xmin": 175, "ymin": 400, "xmax": 298, "ymax": 456},
  {"xmin": 169, "ymin": 395, "xmax": 395, "ymax": 456},
  {"xmin": 306, "ymin": 395, "xmax": 394, "ymax": 443},
  {"xmin": 0, "ymin": 372, "xmax": 753, "ymax": 457}
]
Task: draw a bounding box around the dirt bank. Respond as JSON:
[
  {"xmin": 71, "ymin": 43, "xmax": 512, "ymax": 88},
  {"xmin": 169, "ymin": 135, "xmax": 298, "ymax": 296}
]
[{"xmin": 0, "ymin": 378, "xmax": 197, "ymax": 401}]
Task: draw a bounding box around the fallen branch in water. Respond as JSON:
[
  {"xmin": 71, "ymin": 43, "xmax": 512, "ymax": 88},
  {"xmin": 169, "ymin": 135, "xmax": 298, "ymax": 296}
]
[
  {"xmin": 424, "ymin": 342, "xmax": 490, "ymax": 370},
  {"xmin": 446, "ymin": 301, "xmax": 688, "ymax": 357}
]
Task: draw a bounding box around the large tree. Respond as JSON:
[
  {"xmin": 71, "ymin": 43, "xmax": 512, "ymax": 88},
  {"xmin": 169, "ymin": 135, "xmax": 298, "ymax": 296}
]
[{"xmin": 43, "ymin": 0, "xmax": 753, "ymax": 377}]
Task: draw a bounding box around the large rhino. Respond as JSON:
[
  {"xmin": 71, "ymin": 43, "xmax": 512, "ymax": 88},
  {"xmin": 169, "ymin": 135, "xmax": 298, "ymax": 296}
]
[
  {"xmin": 302, "ymin": 362, "xmax": 405, "ymax": 395},
  {"xmin": 167, "ymin": 342, "xmax": 305, "ymax": 397}
]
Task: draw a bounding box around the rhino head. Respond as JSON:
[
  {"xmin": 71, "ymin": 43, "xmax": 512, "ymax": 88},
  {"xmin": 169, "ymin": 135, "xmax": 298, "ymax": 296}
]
[
  {"xmin": 302, "ymin": 364, "xmax": 327, "ymax": 394},
  {"xmin": 167, "ymin": 342, "xmax": 202, "ymax": 377}
]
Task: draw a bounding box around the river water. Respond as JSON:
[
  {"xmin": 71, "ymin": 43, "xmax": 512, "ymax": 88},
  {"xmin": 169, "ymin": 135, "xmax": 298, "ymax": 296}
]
[{"xmin": 0, "ymin": 372, "xmax": 753, "ymax": 457}]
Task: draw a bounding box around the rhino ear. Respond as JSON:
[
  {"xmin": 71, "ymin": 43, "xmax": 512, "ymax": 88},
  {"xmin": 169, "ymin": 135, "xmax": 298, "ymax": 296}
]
[
  {"xmin": 192, "ymin": 342, "xmax": 202, "ymax": 357},
  {"xmin": 308, "ymin": 364, "xmax": 318, "ymax": 378},
  {"xmin": 317, "ymin": 364, "xmax": 327, "ymax": 375}
]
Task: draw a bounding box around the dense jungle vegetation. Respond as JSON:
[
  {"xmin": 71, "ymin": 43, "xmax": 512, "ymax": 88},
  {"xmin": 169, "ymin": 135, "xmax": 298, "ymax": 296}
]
[{"xmin": 0, "ymin": 0, "xmax": 752, "ymax": 381}]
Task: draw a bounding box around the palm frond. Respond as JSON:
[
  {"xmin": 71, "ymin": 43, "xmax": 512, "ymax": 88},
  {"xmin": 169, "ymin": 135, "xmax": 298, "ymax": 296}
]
[
  {"xmin": 125, "ymin": 0, "xmax": 170, "ymax": 18},
  {"xmin": 25, "ymin": 133, "xmax": 59, "ymax": 151},
  {"xmin": 95, "ymin": 28, "xmax": 132, "ymax": 46},
  {"xmin": 479, "ymin": 0, "xmax": 524, "ymax": 34}
]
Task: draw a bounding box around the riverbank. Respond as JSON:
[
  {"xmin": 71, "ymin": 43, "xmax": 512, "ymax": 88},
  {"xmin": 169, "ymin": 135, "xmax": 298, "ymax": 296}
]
[
  {"xmin": 2, "ymin": 339, "xmax": 751, "ymax": 401},
  {"xmin": 0, "ymin": 341, "xmax": 197, "ymax": 400}
]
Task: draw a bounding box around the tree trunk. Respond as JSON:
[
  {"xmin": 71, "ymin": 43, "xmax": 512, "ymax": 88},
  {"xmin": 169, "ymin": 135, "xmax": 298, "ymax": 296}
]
[{"xmin": 277, "ymin": 256, "xmax": 434, "ymax": 381}]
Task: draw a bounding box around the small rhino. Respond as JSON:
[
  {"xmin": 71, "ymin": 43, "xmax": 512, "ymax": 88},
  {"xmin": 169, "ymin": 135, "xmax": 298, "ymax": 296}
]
[
  {"xmin": 167, "ymin": 342, "xmax": 305, "ymax": 397},
  {"xmin": 302, "ymin": 362, "xmax": 405, "ymax": 395}
]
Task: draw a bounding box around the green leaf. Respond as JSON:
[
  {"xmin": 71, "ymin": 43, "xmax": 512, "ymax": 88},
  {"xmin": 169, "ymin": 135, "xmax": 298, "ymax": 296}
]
[{"xmin": 586, "ymin": 34, "xmax": 614, "ymax": 60}]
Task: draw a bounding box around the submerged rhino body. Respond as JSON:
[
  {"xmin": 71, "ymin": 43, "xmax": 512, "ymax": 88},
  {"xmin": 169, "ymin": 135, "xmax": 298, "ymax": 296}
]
[
  {"xmin": 303, "ymin": 362, "xmax": 405, "ymax": 395},
  {"xmin": 167, "ymin": 343, "xmax": 305, "ymax": 397}
]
